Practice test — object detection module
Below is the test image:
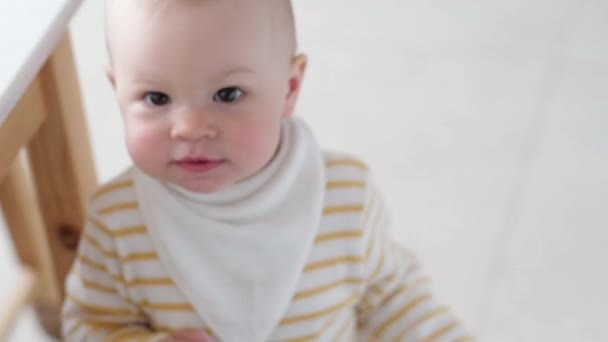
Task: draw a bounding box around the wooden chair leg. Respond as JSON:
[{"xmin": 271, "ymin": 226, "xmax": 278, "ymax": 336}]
[
  {"xmin": 27, "ymin": 31, "xmax": 98, "ymax": 292},
  {"xmin": 0, "ymin": 267, "xmax": 36, "ymax": 341},
  {"xmin": 0, "ymin": 158, "xmax": 62, "ymax": 338},
  {"xmin": 0, "ymin": 77, "xmax": 46, "ymax": 182},
  {"xmin": 24, "ymin": 31, "xmax": 97, "ymax": 337}
]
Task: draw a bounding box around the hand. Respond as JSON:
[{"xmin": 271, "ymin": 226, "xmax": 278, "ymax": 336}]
[{"xmin": 159, "ymin": 329, "xmax": 209, "ymax": 342}]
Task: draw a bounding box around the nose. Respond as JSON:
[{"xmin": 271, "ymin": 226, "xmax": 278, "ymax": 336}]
[{"xmin": 171, "ymin": 110, "xmax": 217, "ymax": 141}]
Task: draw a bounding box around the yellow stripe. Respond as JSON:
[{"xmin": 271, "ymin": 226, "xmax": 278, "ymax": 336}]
[
  {"xmin": 68, "ymin": 295, "xmax": 136, "ymax": 317},
  {"xmin": 72, "ymin": 269, "xmax": 118, "ymax": 295},
  {"xmin": 371, "ymin": 285, "xmax": 385, "ymax": 296},
  {"xmin": 82, "ymin": 232, "xmax": 156, "ymax": 265},
  {"xmin": 121, "ymin": 252, "xmax": 159, "ymax": 263},
  {"xmin": 421, "ymin": 321, "xmax": 460, "ymax": 342},
  {"xmin": 82, "ymin": 233, "xmax": 119, "ymax": 259},
  {"xmin": 394, "ymin": 307, "xmax": 449, "ymax": 341},
  {"xmin": 323, "ymin": 204, "xmax": 364, "ymax": 216},
  {"xmin": 372, "ymin": 294, "xmax": 431, "ymax": 339},
  {"xmin": 99, "ymin": 202, "xmax": 139, "ymax": 215},
  {"xmin": 84, "ymin": 320, "xmax": 149, "ymax": 341},
  {"xmin": 358, "ymin": 285, "xmax": 407, "ymax": 320},
  {"xmin": 114, "ymin": 225, "xmax": 148, "ymax": 237},
  {"xmin": 92, "ymin": 179, "xmax": 134, "ymax": 200},
  {"xmin": 326, "ymin": 180, "xmax": 366, "ymax": 190},
  {"xmin": 155, "ymin": 326, "xmax": 214, "ymax": 337},
  {"xmin": 455, "ymin": 337, "xmax": 476, "ymax": 342},
  {"xmin": 138, "ymin": 300, "xmax": 194, "ymax": 312},
  {"xmin": 108, "ymin": 328, "xmax": 152, "ymax": 342},
  {"xmin": 294, "ymin": 277, "xmax": 364, "ymax": 300},
  {"xmin": 111, "ymin": 274, "xmax": 125, "ymax": 284},
  {"xmin": 315, "ymin": 230, "xmax": 363, "ymax": 243},
  {"xmin": 79, "ymin": 255, "xmax": 108, "ymax": 273},
  {"xmin": 369, "ymin": 277, "xmax": 430, "ymax": 300},
  {"xmin": 155, "ymin": 325, "xmax": 179, "ymax": 332},
  {"xmin": 280, "ymin": 293, "xmax": 360, "ymax": 326},
  {"xmin": 371, "ymin": 275, "xmax": 399, "ymax": 296},
  {"xmin": 326, "ymin": 159, "xmax": 368, "ymax": 170},
  {"xmin": 359, "ymin": 276, "xmax": 428, "ymax": 317},
  {"xmin": 86, "ymin": 320, "xmax": 128, "ymax": 335},
  {"xmin": 283, "ymin": 312, "xmax": 340, "ymax": 342},
  {"xmin": 126, "ymin": 277, "xmax": 175, "ymax": 287},
  {"xmin": 88, "ymin": 216, "xmax": 147, "ymax": 239},
  {"xmin": 88, "ymin": 216, "xmax": 114, "ymax": 237},
  {"xmin": 70, "ymin": 271, "xmax": 139, "ymax": 308},
  {"xmin": 304, "ymin": 256, "xmax": 365, "ymax": 272}
]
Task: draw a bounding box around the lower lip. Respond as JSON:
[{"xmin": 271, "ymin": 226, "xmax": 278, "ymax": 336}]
[{"xmin": 174, "ymin": 160, "xmax": 224, "ymax": 174}]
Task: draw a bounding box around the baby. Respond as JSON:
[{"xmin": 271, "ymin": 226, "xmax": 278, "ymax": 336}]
[{"xmin": 61, "ymin": 1, "xmax": 471, "ymax": 341}]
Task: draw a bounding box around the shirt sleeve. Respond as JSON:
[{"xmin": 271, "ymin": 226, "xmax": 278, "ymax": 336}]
[
  {"xmin": 356, "ymin": 179, "xmax": 473, "ymax": 342},
  {"xmin": 61, "ymin": 212, "xmax": 168, "ymax": 342}
]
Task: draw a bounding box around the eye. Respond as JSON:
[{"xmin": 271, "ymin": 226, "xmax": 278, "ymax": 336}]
[
  {"xmin": 144, "ymin": 92, "xmax": 171, "ymax": 106},
  {"xmin": 213, "ymin": 87, "xmax": 243, "ymax": 103}
]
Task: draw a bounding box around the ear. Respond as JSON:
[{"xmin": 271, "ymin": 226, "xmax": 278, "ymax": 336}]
[
  {"xmin": 282, "ymin": 54, "xmax": 308, "ymax": 118},
  {"xmin": 105, "ymin": 65, "xmax": 116, "ymax": 89}
]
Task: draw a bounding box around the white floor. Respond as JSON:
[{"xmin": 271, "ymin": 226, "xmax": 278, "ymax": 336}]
[{"xmin": 2, "ymin": 0, "xmax": 607, "ymax": 341}]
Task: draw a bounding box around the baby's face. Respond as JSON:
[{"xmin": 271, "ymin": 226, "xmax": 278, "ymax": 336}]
[{"xmin": 107, "ymin": 1, "xmax": 304, "ymax": 193}]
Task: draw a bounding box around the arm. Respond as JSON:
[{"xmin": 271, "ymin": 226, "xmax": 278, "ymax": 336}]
[
  {"xmin": 356, "ymin": 181, "xmax": 473, "ymax": 341},
  {"xmin": 61, "ymin": 213, "xmax": 168, "ymax": 342}
]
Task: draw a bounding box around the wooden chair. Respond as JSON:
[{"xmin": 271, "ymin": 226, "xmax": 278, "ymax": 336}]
[{"xmin": 0, "ymin": 1, "xmax": 95, "ymax": 338}]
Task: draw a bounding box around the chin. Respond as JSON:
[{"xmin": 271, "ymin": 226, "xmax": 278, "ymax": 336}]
[{"xmin": 179, "ymin": 179, "xmax": 232, "ymax": 194}]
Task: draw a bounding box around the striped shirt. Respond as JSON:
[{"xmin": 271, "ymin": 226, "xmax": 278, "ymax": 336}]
[{"xmin": 61, "ymin": 152, "xmax": 472, "ymax": 341}]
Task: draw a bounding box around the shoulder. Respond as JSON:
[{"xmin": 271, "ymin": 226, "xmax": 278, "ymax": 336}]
[
  {"xmin": 84, "ymin": 167, "xmax": 146, "ymax": 240},
  {"xmin": 321, "ymin": 149, "xmax": 389, "ymax": 232},
  {"xmin": 88, "ymin": 167, "xmax": 138, "ymax": 215},
  {"xmin": 323, "ymin": 150, "xmax": 369, "ymax": 172},
  {"xmin": 318, "ymin": 151, "xmax": 389, "ymax": 271},
  {"xmin": 322, "ymin": 150, "xmax": 371, "ymax": 187},
  {"xmin": 321, "ymin": 150, "xmax": 376, "ymax": 219},
  {"xmin": 322, "ymin": 150, "xmax": 382, "ymax": 196}
]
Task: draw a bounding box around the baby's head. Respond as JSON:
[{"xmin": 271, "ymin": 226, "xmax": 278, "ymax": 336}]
[{"xmin": 105, "ymin": 0, "xmax": 306, "ymax": 193}]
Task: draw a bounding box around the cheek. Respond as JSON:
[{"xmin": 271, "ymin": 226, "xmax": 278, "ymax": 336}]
[
  {"xmin": 229, "ymin": 117, "xmax": 282, "ymax": 165},
  {"xmin": 124, "ymin": 120, "xmax": 169, "ymax": 166}
]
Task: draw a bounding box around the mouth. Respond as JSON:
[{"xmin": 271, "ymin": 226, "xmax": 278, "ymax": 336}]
[{"xmin": 172, "ymin": 157, "xmax": 225, "ymax": 174}]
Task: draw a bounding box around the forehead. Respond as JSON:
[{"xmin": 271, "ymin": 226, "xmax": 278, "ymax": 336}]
[{"xmin": 107, "ymin": 1, "xmax": 280, "ymax": 76}]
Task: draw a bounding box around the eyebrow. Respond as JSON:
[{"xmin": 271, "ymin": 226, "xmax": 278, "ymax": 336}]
[
  {"xmin": 131, "ymin": 79, "xmax": 165, "ymax": 88},
  {"xmin": 128, "ymin": 66, "xmax": 256, "ymax": 88},
  {"xmin": 215, "ymin": 66, "xmax": 256, "ymax": 79}
]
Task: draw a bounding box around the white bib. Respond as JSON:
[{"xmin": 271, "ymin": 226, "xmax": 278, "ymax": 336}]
[{"xmin": 133, "ymin": 118, "xmax": 325, "ymax": 342}]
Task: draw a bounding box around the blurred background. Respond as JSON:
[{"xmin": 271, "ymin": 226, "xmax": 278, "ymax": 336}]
[{"xmin": 2, "ymin": 0, "xmax": 607, "ymax": 340}]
